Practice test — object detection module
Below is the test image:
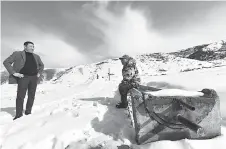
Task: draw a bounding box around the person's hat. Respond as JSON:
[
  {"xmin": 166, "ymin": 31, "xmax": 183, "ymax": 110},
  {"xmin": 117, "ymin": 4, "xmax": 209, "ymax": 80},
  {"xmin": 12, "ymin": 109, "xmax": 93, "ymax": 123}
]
[{"xmin": 119, "ymin": 54, "xmax": 130, "ymax": 60}]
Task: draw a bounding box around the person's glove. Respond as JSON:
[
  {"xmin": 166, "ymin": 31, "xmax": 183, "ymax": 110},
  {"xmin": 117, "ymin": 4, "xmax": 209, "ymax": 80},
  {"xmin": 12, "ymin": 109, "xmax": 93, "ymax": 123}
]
[
  {"xmin": 130, "ymin": 81, "xmax": 140, "ymax": 88},
  {"xmin": 121, "ymin": 80, "xmax": 129, "ymax": 84},
  {"xmin": 13, "ymin": 73, "xmax": 24, "ymax": 78},
  {"xmin": 37, "ymin": 73, "xmax": 40, "ymax": 77}
]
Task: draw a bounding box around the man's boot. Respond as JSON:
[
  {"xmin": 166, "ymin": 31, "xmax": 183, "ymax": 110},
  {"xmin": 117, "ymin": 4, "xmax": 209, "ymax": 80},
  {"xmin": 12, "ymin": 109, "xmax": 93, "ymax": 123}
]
[
  {"xmin": 25, "ymin": 111, "xmax": 31, "ymax": 115},
  {"xmin": 116, "ymin": 95, "xmax": 128, "ymax": 109},
  {"xmin": 116, "ymin": 102, "xmax": 128, "ymax": 108},
  {"xmin": 13, "ymin": 114, "xmax": 23, "ymax": 120}
]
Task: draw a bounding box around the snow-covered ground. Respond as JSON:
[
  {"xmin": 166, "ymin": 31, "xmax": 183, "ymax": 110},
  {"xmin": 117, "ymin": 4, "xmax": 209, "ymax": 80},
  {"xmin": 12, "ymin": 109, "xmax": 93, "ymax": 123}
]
[
  {"xmin": 1, "ymin": 58, "xmax": 226, "ymax": 149},
  {"xmin": 202, "ymin": 40, "xmax": 224, "ymax": 52}
]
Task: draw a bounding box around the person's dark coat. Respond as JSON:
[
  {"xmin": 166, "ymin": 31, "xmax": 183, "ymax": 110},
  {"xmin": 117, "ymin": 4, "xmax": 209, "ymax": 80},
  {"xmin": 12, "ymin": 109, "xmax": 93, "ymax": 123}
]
[{"xmin": 3, "ymin": 51, "xmax": 44, "ymax": 84}]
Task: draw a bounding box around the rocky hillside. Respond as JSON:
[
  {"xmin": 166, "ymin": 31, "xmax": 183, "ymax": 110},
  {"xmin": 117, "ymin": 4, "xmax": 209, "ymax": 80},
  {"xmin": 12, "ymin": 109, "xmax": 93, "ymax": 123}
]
[{"xmin": 170, "ymin": 40, "xmax": 226, "ymax": 61}]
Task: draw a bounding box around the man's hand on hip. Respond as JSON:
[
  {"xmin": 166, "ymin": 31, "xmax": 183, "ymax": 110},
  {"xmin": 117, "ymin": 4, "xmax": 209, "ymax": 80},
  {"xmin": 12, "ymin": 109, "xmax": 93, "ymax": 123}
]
[{"xmin": 13, "ymin": 73, "xmax": 24, "ymax": 78}]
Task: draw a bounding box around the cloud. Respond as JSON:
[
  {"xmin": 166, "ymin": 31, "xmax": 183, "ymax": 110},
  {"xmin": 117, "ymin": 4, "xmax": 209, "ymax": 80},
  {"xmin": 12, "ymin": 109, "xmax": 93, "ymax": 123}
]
[
  {"xmin": 35, "ymin": 36, "xmax": 88, "ymax": 68},
  {"xmin": 160, "ymin": 3, "xmax": 226, "ymax": 50},
  {"xmin": 1, "ymin": 25, "xmax": 88, "ymax": 68},
  {"xmin": 87, "ymin": 1, "xmax": 226, "ymax": 57},
  {"xmin": 1, "ymin": 1, "xmax": 226, "ymax": 68},
  {"xmin": 88, "ymin": 3, "xmax": 163, "ymax": 57}
]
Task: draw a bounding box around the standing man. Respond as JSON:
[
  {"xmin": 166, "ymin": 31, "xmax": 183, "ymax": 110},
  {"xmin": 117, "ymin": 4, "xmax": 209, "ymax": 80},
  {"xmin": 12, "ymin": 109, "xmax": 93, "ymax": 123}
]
[
  {"xmin": 116, "ymin": 55, "xmax": 141, "ymax": 108},
  {"xmin": 3, "ymin": 41, "xmax": 44, "ymax": 120}
]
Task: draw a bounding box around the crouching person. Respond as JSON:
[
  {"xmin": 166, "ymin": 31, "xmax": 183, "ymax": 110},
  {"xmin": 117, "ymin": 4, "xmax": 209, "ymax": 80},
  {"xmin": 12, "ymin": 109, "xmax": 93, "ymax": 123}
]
[{"xmin": 116, "ymin": 55, "xmax": 141, "ymax": 109}]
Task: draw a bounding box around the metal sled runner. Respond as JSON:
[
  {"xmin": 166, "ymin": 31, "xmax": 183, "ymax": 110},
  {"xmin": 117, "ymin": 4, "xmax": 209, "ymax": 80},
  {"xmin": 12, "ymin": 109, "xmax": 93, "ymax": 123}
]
[{"xmin": 127, "ymin": 85, "xmax": 221, "ymax": 144}]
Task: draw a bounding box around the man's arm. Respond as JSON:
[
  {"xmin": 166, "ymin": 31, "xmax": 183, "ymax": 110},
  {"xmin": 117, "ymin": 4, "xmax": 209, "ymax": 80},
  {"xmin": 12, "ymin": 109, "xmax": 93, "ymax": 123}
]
[
  {"xmin": 3, "ymin": 52, "xmax": 17, "ymax": 75},
  {"xmin": 122, "ymin": 67, "xmax": 135, "ymax": 81},
  {"xmin": 37, "ymin": 56, "xmax": 44, "ymax": 75}
]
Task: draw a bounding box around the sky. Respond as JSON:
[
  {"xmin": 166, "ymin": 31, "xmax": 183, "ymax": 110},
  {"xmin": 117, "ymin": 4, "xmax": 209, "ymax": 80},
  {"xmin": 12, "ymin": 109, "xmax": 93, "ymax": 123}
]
[{"xmin": 1, "ymin": 1, "xmax": 226, "ymax": 68}]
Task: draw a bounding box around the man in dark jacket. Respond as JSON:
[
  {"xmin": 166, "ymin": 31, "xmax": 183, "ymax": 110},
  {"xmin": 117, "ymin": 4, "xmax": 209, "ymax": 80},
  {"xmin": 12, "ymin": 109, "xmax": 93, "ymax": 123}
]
[
  {"xmin": 116, "ymin": 55, "xmax": 141, "ymax": 108},
  {"xmin": 3, "ymin": 41, "xmax": 44, "ymax": 120}
]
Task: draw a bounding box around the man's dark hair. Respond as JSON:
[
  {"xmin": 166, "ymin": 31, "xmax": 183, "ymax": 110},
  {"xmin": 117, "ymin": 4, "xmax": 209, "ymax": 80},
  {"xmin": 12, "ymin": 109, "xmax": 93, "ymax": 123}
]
[{"xmin": 24, "ymin": 41, "xmax": 34, "ymax": 46}]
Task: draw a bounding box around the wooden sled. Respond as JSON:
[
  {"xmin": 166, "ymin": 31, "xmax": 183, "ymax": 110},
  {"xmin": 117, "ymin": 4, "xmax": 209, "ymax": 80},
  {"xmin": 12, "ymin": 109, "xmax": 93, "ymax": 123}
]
[{"xmin": 127, "ymin": 85, "xmax": 221, "ymax": 144}]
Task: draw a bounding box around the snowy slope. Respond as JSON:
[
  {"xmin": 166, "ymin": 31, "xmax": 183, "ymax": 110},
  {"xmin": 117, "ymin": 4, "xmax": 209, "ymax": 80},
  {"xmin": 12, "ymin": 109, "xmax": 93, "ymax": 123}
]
[
  {"xmin": 1, "ymin": 65, "xmax": 226, "ymax": 149},
  {"xmin": 38, "ymin": 53, "xmax": 225, "ymax": 86},
  {"xmin": 1, "ymin": 40, "xmax": 226, "ymax": 149},
  {"xmin": 202, "ymin": 40, "xmax": 225, "ymax": 52},
  {"xmin": 135, "ymin": 53, "xmax": 216, "ymax": 76}
]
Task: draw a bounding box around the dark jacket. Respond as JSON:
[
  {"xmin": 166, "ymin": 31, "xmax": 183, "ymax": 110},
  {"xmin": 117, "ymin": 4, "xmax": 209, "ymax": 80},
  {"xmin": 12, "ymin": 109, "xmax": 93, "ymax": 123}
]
[{"xmin": 3, "ymin": 50, "xmax": 44, "ymax": 84}]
